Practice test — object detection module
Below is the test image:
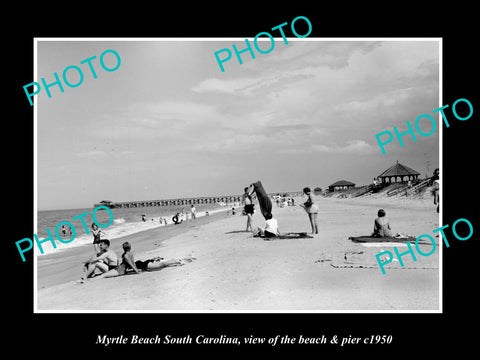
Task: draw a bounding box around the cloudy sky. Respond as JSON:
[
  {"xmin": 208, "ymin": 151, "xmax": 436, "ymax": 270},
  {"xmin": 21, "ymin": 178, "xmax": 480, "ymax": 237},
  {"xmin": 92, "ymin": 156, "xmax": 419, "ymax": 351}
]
[{"xmin": 36, "ymin": 39, "xmax": 440, "ymax": 210}]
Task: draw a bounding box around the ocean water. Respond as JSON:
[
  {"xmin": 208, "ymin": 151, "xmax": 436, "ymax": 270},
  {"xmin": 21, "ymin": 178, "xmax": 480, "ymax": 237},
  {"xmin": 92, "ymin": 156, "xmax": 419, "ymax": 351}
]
[{"xmin": 36, "ymin": 202, "xmax": 238, "ymax": 256}]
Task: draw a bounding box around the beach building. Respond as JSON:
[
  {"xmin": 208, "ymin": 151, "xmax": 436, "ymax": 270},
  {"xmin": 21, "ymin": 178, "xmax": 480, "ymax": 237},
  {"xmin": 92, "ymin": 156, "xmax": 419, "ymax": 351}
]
[
  {"xmin": 377, "ymin": 161, "xmax": 420, "ymax": 184},
  {"xmin": 98, "ymin": 200, "xmax": 117, "ymax": 208},
  {"xmin": 328, "ymin": 180, "xmax": 356, "ymax": 192}
]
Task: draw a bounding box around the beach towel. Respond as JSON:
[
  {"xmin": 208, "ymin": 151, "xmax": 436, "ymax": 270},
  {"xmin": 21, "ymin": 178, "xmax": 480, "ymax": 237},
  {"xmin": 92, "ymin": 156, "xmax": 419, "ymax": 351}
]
[
  {"xmin": 329, "ymin": 245, "xmax": 439, "ymax": 270},
  {"xmin": 268, "ymin": 232, "xmax": 313, "ymax": 240},
  {"xmin": 249, "ymin": 181, "xmax": 272, "ymax": 220},
  {"xmin": 348, "ymin": 235, "xmax": 432, "ymax": 245},
  {"xmin": 254, "ymin": 232, "xmax": 313, "ymax": 240}
]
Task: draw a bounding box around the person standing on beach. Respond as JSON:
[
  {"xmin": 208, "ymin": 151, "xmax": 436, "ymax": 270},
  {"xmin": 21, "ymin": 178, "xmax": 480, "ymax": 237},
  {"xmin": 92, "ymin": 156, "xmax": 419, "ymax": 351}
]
[
  {"xmin": 91, "ymin": 223, "xmax": 104, "ymax": 253},
  {"xmin": 300, "ymin": 187, "xmax": 319, "ymax": 234},
  {"xmin": 190, "ymin": 205, "xmax": 197, "ymax": 220},
  {"xmin": 242, "ymin": 187, "xmax": 254, "ymax": 232}
]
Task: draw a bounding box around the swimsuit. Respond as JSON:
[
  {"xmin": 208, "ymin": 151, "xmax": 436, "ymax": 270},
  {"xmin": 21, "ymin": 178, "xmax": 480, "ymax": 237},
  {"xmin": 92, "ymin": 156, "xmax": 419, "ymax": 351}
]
[
  {"xmin": 116, "ymin": 252, "xmax": 157, "ymax": 274},
  {"xmin": 244, "ymin": 204, "xmax": 254, "ymax": 214},
  {"xmin": 135, "ymin": 259, "xmax": 155, "ymax": 271},
  {"xmin": 92, "ymin": 231, "xmax": 101, "ymax": 244},
  {"xmin": 264, "ymin": 230, "xmax": 277, "ymax": 238}
]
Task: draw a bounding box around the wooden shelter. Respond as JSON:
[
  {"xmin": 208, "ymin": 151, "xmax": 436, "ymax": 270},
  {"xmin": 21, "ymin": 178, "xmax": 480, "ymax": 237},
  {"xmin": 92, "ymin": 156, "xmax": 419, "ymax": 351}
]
[
  {"xmin": 328, "ymin": 180, "xmax": 356, "ymax": 192},
  {"xmin": 376, "ymin": 161, "xmax": 420, "ymax": 184}
]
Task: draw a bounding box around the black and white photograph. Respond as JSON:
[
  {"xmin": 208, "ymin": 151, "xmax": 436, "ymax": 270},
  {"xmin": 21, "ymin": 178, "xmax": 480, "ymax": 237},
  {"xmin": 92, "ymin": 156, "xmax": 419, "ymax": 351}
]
[
  {"xmin": 32, "ymin": 38, "xmax": 441, "ymax": 312},
  {"xmin": 6, "ymin": 5, "xmax": 478, "ymax": 356}
]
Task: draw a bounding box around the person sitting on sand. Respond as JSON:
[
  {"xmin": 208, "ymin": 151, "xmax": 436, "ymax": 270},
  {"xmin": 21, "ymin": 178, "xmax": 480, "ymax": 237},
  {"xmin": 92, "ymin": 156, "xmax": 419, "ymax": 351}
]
[
  {"xmin": 372, "ymin": 209, "xmax": 407, "ymax": 238},
  {"xmin": 83, "ymin": 242, "xmax": 194, "ymax": 281},
  {"xmin": 82, "ymin": 239, "xmax": 118, "ymax": 279},
  {"xmin": 253, "ymin": 213, "xmax": 280, "ymax": 238}
]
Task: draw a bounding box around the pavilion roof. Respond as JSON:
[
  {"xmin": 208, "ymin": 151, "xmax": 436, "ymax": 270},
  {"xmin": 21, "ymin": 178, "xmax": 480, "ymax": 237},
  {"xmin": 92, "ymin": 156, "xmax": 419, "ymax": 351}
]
[
  {"xmin": 329, "ymin": 180, "xmax": 356, "ymax": 187},
  {"xmin": 378, "ymin": 161, "xmax": 420, "ymax": 177}
]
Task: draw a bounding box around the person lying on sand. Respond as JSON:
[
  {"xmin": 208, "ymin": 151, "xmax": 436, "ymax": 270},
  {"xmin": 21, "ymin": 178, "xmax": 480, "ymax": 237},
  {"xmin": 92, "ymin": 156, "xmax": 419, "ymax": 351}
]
[
  {"xmin": 79, "ymin": 242, "xmax": 195, "ymax": 282},
  {"xmin": 82, "ymin": 239, "xmax": 118, "ymax": 279},
  {"xmin": 253, "ymin": 213, "xmax": 280, "ymax": 238},
  {"xmin": 372, "ymin": 209, "xmax": 407, "ymax": 238}
]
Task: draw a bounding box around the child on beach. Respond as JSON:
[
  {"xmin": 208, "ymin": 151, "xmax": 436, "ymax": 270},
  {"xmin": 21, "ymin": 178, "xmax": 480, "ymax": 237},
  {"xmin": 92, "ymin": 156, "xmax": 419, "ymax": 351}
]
[
  {"xmin": 91, "ymin": 223, "xmax": 104, "ymax": 252},
  {"xmin": 299, "ymin": 187, "xmax": 319, "ymax": 234},
  {"xmin": 172, "ymin": 213, "xmax": 183, "ymax": 225}
]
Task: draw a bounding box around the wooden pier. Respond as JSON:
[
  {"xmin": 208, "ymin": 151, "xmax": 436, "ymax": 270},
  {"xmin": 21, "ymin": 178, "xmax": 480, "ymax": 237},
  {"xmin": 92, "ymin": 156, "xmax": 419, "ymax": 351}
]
[
  {"xmin": 94, "ymin": 195, "xmax": 243, "ymax": 209},
  {"xmin": 93, "ymin": 191, "xmax": 304, "ymax": 209}
]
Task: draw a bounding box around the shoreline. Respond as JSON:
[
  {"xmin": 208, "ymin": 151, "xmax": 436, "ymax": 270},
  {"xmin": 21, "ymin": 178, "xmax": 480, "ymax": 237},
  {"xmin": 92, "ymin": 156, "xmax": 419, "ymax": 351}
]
[
  {"xmin": 36, "ymin": 195, "xmax": 440, "ymax": 311},
  {"xmin": 36, "ymin": 208, "xmax": 232, "ymax": 290}
]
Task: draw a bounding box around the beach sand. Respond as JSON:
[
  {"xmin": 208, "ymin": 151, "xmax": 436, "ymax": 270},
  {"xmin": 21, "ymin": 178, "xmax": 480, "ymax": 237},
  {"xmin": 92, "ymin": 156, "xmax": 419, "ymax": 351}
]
[{"xmin": 36, "ymin": 195, "xmax": 440, "ymax": 311}]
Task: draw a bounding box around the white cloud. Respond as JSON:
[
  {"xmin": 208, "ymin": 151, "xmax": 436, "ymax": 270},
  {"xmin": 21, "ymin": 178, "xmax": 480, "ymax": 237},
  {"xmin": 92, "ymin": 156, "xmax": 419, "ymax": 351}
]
[
  {"xmin": 75, "ymin": 150, "xmax": 109, "ymax": 159},
  {"xmin": 191, "ymin": 77, "xmax": 258, "ymax": 95},
  {"xmin": 308, "ymin": 140, "xmax": 377, "ymax": 155}
]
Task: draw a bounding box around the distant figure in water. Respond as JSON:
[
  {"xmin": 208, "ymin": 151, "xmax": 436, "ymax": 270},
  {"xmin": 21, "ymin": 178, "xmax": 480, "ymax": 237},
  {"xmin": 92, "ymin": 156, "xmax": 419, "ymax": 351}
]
[{"xmin": 172, "ymin": 213, "xmax": 183, "ymax": 225}]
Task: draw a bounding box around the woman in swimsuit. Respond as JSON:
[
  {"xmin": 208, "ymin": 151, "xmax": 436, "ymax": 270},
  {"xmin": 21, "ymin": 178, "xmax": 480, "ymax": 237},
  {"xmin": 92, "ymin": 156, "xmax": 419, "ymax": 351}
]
[
  {"xmin": 372, "ymin": 209, "xmax": 407, "ymax": 238},
  {"xmin": 372, "ymin": 209, "xmax": 395, "ymax": 237},
  {"xmin": 300, "ymin": 187, "xmax": 319, "ymax": 234}
]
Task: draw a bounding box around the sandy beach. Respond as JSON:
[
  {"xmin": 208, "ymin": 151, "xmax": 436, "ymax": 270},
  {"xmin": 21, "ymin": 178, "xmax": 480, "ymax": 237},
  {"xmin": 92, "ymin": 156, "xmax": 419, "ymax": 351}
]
[{"xmin": 36, "ymin": 195, "xmax": 440, "ymax": 312}]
